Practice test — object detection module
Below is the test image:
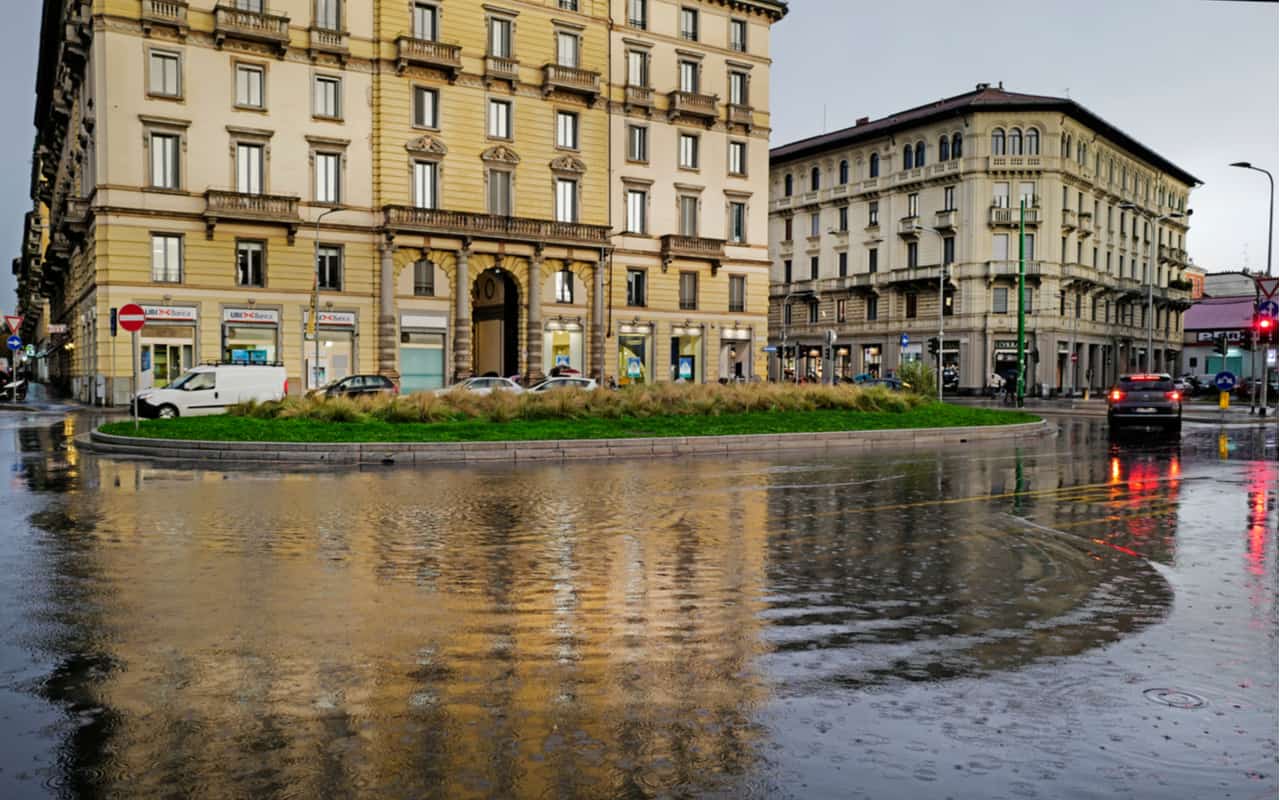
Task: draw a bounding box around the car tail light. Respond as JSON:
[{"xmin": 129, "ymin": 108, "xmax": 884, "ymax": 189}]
[
  {"xmin": 1165, "ymin": 390, "xmax": 1181, "ymax": 402},
  {"xmin": 1109, "ymin": 389, "xmax": 1125, "ymax": 402}
]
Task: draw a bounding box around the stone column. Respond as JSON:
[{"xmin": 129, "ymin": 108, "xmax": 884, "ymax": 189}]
[
  {"xmin": 378, "ymin": 242, "xmax": 400, "ymax": 383},
  {"xmin": 526, "ymin": 249, "xmax": 544, "ymax": 383},
  {"xmin": 592, "ymin": 252, "xmax": 606, "ymax": 383},
  {"xmin": 453, "ymin": 245, "xmax": 472, "ymax": 382}
]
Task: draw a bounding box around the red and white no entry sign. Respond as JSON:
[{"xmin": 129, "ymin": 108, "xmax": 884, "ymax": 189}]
[{"xmin": 118, "ymin": 303, "xmax": 146, "ymax": 333}]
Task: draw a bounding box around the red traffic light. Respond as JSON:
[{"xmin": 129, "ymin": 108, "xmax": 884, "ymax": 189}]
[{"xmin": 1259, "ymin": 317, "xmax": 1275, "ymax": 332}]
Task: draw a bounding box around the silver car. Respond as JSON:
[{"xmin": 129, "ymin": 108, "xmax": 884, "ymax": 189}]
[
  {"xmin": 438, "ymin": 376, "xmax": 524, "ymax": 396},
  {"xmin": 527, "ymin": 377, "xmax": 598, "ymax": 393}
]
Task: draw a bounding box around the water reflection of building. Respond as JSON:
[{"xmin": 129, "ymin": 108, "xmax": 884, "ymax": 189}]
[{"xmin": 35, "ymin": 456, "xmax": 772, "ymax": 797}]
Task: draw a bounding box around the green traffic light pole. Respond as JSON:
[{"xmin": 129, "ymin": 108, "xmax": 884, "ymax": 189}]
[{"xmin": 1016, "ymin": 199, "xmax": 1027, "ymax": 407}]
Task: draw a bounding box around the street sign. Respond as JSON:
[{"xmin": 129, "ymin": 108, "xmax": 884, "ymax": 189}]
[
  {"xmin": 900, "ymin": 333, "xmax": 909, "ymax": 347},
  {"xmin": 117, "ymin": 303, "xmax": 146, "ymax": 333},
  {"xmin": 1070, "ymin": 353, "xmax": 1079, "ymax": 363},
  {"xmin": 1213, "ymin": 371, "xmax": 1237, "ymax": 392},
  {"xmin": 6, "ymin": 336, "xmax": 20, "ymax": 352},
  {"xmin": 761, "ymin": 345, "xmax": 778, "ymax": 353},
  {"xmin": 46, "ymin": 324, "xmax": 67, "ymax": 334},
  {"xmin": 4, "ymin": 316, "xmax": 21, "ymax": 335},
  {"xmin": 1258, "ymin": 300, "xmax": 1279, "ymax": 319}
]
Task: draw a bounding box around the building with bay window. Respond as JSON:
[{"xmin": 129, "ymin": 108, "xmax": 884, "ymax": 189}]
[
  {"xmin": 17, "ymin": 0, "xmax": 785, "ymax": 404},
  {"xmin": 767, "ymin": 83, "xmax": 1199, "ymax": 394}
]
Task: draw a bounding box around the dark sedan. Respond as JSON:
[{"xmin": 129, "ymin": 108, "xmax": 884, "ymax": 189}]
[
  {"xmin": 309, "ymin": 375, "xmax": 398, "ymax": 399},
  {"xmin": 1107, "ymin": 373, "xmax": 1182, "ymax": 432}
]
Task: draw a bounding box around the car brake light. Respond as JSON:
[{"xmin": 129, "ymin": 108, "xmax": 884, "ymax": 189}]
[
  {"xmin": 1165, "ymin": 390, "xmax": 1181, "ymax": 402},
  {"xmin": 1109, "ymin": 389, "xmax": 1125, "ymax": 402}
]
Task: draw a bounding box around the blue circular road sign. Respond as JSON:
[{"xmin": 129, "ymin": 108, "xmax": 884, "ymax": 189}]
[
  {"xmin": 1258, "ymin": 300, "xmax": 1279, "ymax": 319},
  {"xmin": 900, "ymin": 333, "xmax": 910, "ymax": 347},
  {"xmin": 1213, "ymin": 371, "xmax": 1237, "ymax": 392},
  {"xmin": 5, "ymin": 336, "xmax": 20, "ymax": 352}
]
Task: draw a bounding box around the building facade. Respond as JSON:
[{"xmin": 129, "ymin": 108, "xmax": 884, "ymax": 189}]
[
  {"xmin": 18, "ymin": 0, "xmax": 784, "ymax": 404},
  {"xmin": 766, "ymin": 84, "xmax": 1199, "ymax": 394}
]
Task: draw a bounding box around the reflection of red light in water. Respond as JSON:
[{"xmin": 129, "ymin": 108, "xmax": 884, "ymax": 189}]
[
  {"xmin": 1245, "ymin": 465, "xmax": 1272, "ymax": 577},
  {"xmin": 1110, "ymin": 457, "xmax": 1122, "ymax": 484},
  {"xmin": 1092, "ymin": 537, "xmax": 1140, "ymax": 558},
  {"xmin": 1168, "ymin": 457, "xmax": 1180, "ymax": 482}
]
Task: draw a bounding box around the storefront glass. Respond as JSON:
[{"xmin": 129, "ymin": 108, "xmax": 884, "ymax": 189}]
[
  {"xmin": 224, "ymin": 325, "xmax": 277, "ymax": 365},
  {"xmin": 544, "ymin": 326, "xmax": 584, "ymax": 375},
  {"xmin": 670, "ymin": 330, "xmax": 702, "ymax": 382},
  {"xmin": 306, "ymin": 329, "xmax": 354, "ymax": 390},
  {"xmin": 618, "ymin": 334, "xmax": 650, "ymax": 385},
  {"xmin": 400, "ymin": 330, "xmax": 445, "ymax": 393},
  {"xmin": 862, "ymin": 345, "xmax": 882, "ymax": 378},
  {"xmin": 140, "ymin": 324, "xmax": 194, "ymax": 389}
]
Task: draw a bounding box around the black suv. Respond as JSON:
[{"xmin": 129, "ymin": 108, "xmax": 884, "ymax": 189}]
[{"xmin": 1107, "ymin": 373, "xmax": 1182, "ymax": 432}]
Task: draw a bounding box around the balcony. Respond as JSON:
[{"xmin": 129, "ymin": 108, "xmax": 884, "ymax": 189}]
[
  {"xmin": 542, "ymin": 64, "xmax": 601, "ymax": 104},
  {"xmin": 886, "ymin": 264, "xmax": 945, "ymax": 288},
  {"xmin": 308, "ymin": 26, "xmax": 348, "ymax": 61},
  {"xmin": 203, "ymin": 190, "xmax": 300, "ymax": 242},
  {"xmin": 985, "ymin": 260, "xmax": 1043, "ymax": 279},
  {"xmin": 383, "ymin": 206, "xmax": 610, "ymax": 247},
  {"xmin": 934, "ymin": 209, "xmax": 957, "ymax": 231},
  {"xmin": 485, "ymin": 56, "xmax": 519, "ymax": 84},
  {"xmin": 898, "ymin": 216, "xmax": 920, "ymax": 237},
  {"xmin": 667, "ymin": 90, "xmax": 718, "ymax": 126},
  {"xmin": 661, "ymin": 234, "xmax": 726, "ymax": 270},
  {"xmin": 213, "ymin": 4, "xmax": 290, "ymax": 56},
  {"xmin": 395, "ymin": 37, "xmax": 462, "ymax": 79},
  {"xmin": 727, "ymin": 103, "xmax": 754, "ymax": 131},
  {"xmin": 823, "ymin": 273, "xmax": 876, "ymax": 294},
  {"xmin": 988, "ymin": 205, "xmax": 1041, "ymax": 227},
  {"xmin": 1062, "ymin": 208, "xmax": 1077, "ymax": 230},
  {"xmin": 1078, "ymin": 210, "xmax": 1093, "ymax": 237},
  {"xmin": 141, "ymin": 0, "xmax": 189, "ymax": 37},
  {"xmin": 624, "ymin": 85, "xmax": 653, "ymax": 114},
  {"xmin": 63, "ymin": 198, "xmax": 90, "ymax": 244}
]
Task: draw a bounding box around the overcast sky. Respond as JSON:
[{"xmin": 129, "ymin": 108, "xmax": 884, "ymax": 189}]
[{"xmin": 0, "ymin": 0, "xmax": 1275, "ymax": 312}]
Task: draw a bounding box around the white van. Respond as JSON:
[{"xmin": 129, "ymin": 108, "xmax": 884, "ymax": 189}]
[{"xmin": 134, "ymin": 364, "xmax": 287, "ymax": 418}]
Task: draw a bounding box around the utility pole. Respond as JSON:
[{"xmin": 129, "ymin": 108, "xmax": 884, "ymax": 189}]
[{"xmin": 1017, "ymin": 199, "xmax": 1027, "ymax": 406}]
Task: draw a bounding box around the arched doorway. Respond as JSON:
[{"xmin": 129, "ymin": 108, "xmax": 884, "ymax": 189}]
[{"xmin": 472, "ymin": 268, "xmax": 520, "ymax": 378}]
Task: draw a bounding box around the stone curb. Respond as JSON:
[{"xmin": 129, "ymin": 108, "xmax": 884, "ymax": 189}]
[{"xmin": 82, "ymin": 419, "xmax": 1052, "ymax": 469}]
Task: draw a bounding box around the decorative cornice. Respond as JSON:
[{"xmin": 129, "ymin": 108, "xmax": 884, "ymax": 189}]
[
  {"xmin": 549, "ymin": 154, "xmax": 587, "ymax": 174},
  {"xmin": 405, "ymin": 134, "xmax": 448, "ymax": 156},
  {"xmin": 481, "ymin": 144, "xmax": 521, "ymax": 164}
]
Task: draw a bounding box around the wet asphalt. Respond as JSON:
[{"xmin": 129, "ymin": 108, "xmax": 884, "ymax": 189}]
[{"xmin": 0, "ymin": 410, "xmax": 1274, "ymax": 799}]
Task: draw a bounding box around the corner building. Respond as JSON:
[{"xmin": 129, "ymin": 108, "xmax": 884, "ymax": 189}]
[
  {"xmin": 767, "ymin": 84, "xmax": 1199, "ymax": 394},
  {"xmin": 18, "ymin": 0, "xmax": 784, "ymax": 403}
]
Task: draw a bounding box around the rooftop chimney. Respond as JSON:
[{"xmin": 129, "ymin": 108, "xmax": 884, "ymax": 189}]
[{"xmin": 855, "ymin": 116, "xmax": 869, "ymax": 126}]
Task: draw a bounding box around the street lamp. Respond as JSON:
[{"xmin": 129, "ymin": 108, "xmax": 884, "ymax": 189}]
[
  {"xmin": 913, "ymin": 224, "xmax": 948, "ymax": 403},
  {"xmin": 1118, "ymin": 203, "xmax": 1183, "ymax": 373},
  {"xmin": 1230, "ymin": 161, "xmax": 1275, "ymax": 415},
  {"xmin": 311, "ymin": 206, "xmax": 342, "ymax": 391},
  {"xmin": 778, "ymin": 289, "xmax": 806, "ymax": 384}
]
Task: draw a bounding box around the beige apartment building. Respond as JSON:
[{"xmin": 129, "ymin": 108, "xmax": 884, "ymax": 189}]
[
  {"xmin": 18, "ymin": 0, "xmax": 784, "ymax": 404},
  {"xmin": 767, "ymin": 84, "xmax": 1199, "ymax": 394}
]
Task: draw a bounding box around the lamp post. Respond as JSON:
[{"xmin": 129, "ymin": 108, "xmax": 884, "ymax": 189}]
[
  {"xmin": 778, "ymin": 290, "xmax": 805, "ymax": 384},
  {"xmin": 913, "ymin": 224, "xmax": 948, "ymax": 403},
  {"xmin": 1230, "ymin": 162, "xmax": 1275, "ymax": 415},
  {"xmin": 311, "ymin": 207, "xmax": 341, "ymax": 391},
  {"xmin": 1119, "ymin": 203, "xmax": 1183, "ymax": 373}
]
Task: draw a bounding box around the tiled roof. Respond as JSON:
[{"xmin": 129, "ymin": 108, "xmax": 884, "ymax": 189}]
[
  {"xmin": 770, "ymin": 85, "xmax": 1199, "ymax": 186},
  {"xmin": 1183, "ymin": 296, "xmax": 1255, "ymax": 331}
]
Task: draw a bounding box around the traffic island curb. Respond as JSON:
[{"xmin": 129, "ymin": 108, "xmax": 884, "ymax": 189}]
[{"xmin": 81, "ymin": 419, "xmax": 1053, "ymax": 469}]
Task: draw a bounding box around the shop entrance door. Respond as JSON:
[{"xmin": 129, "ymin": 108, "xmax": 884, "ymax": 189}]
[
  {"xmin": 472, "ymin": 269, "xmax": 519, "ymax": 377},
  {"xmin": 141, "ymin": 341, "xmax": 193, "ymax": 389}
]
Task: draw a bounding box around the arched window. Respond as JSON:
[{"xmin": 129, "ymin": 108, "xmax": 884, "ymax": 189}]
[
  {"xmin": 869, "ymin": 152, "xmax": 879, "ymax": 178},
  {"xmin": 839, "ymin": 159, "xmax": 849, "ymax": 184},
  {"xmin": 1026, "ymin": 128, "xmax": 1039, "ymax": 155},
  {"xmin": 939, "ymin": 135, "xmax": 950, "ymax": 162},
  {"xmin": 784, "ymin": 174, "xmax": 793, "ymax": 196},
  {"xmin": 810, "ymin": 166, "xmax": 820, "ymax": 191},
  {"xmin": 413, "ymin": 259, "xmax": 435, "ymax": 296},
  {"xmin": 991, "ymin": 128, "xmax": 1005, "ymax": 155},
  {"xmin": 903, "ymin": 144, "xmax": 913, "ymax": 171},
  {"xmin": 1009, "ymin": 128, "xmax": 1023, "ymax": 155},
  {"xmin": 951, "ymin": 132, "xmax": 962, "ymax": 158},
  {"xmin": 1061, "ymin": 133, "xmax": 1071, "ymax": 158},
  {"xmin": 914, "ymin": 141, "xmax": 926, "ymax": 168}
]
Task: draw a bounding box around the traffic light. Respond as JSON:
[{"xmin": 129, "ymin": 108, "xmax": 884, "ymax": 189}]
[
  {"xmin": 927, "ymin": 336, "xmax": 940, "ymax": 357},
  {"xmin": 1256, "ymin": 314, "xmax": 1276, "ymax": 341},
  {"xmin": 1214, "ymin": 334, "xmax": 1229, "ymax": 356}
]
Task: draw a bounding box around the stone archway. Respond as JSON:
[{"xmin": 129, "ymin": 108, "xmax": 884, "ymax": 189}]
[{"xmin": 472, "ymin": 267, "xmax": 520, "ymax": 378}]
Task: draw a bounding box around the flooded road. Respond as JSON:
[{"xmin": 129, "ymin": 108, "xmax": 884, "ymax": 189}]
[{"xmin": 0, "ymin": 412, "xmax": 1275, "ymax": 799}]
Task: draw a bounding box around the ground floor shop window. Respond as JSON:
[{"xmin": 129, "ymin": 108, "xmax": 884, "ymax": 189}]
[
  {"xmin": 720, "ymin": 335, "xmax": 750, "ymax": 380},
  {"xmin": 140, "ymin": 325, "xmax": 195, "ymax": 389},
  {"xmin": 618, "ymin": 333, "xmax": 650, "ymax": 385},
  {"xmin": 223, "ymin": 324, "xmax": 277, "ymax": 365},
  {"xmin": 306, "ymin": 328, "xmax": 354, "ymax": 390},
  {"xmin": 670, "ymin": 329, "xmax": 702, "ymax": 382},
  {"xmin": 545, "ymin": 324, "xmax": 584, "ymax": 375},
  {"xmin": 400, "ymin": 330, "xmax": 445, "ymax": 394},
  {"xmin": 862, "ymin": 345, "xmax": 882, "ymax": 378}
]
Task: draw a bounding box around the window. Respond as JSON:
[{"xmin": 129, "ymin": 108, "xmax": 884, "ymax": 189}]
[
  {"xmin": 728, "ymin": 141, "xmax": 746, "ymax": 175},
  {"xmin": 315, "ymin": 0, "xmax": 340, "ymax": 30},
  {"xmin": 559, "ymin": 0, "xmax": 578, "ymax": 9},
  {"xmin": 726, "ymin": 74, "xmax": 747, "ymax": 111},
  {"xmin": 1023, "ymin": 287, "xmax": 1034, "ymax": 313},
  {"xmin": 906, "ymin": 293, "xmax": 918, "ymax": 319},
  {"xmin": 236, "ymin": 240, "xmax": 264, "ymax": 287},
  {"xmin": 903, "ymin": 144, "xmax": 912, "ymax": 171},
  {"xmin": 783, "ymin": 174, "xmax": 793, "ymax": 197},
  {"xmin": 489, "ymin": 17, "xmax": 512, "ymax": 58},
  {"xmin": 1019, "ymin": 181, "xmax": 1035, "ymax": 208},
  {"xmin": 939, "ymin": 135, "xmax": 950, "ymax": 161},
  {"xmin": 679, "ymin": 60, "xmax": 698, "ymax": 93},
  {"xmin": 943, "ymin": 185, "xmax": 955, "ymax": 210},
  {"xmin": 867, "ymin": 295, "xmax": 878, "ymax": 321},
  {"xmin": 150, "ymin": 133, "xmax": 180, "ymax": 189},
  {"xmin": 1077, "ymin": 241, "xmax": 1083, "ymax": 265},
  {"xmin": 317, "ymin": 245, "xmax": 342, "ymax": 290},
  {"xmin": 838, "ymin": 206, "xmax": 848, "ymax": 231},
  {"xmin": 869, "ymin": 153, "xmax": 880, "ymax": 177},
  {"xmin": 868, "ymin": 247, "xmax": 878, "ymax": 273},
  {"xmin": 412, "ymin": 2, "xmax": 437, "ymax": 39},
  {"xmin": 149, "ymin": 51, "xmax": 180, "ymax": 97},
  {"xmin": 555, "ymin": 269, "xmax": 574, "ymax": 303},
  {"xmin": 783, "ymin": 259, "xmax": 792, "ymax": 283},
  {"xmin": 626, "ymin": 269, "xmax": 646, "ymax": 306},
  {"xmin": 810, "ymin": 213, "xmax": 820, "ymax": 237},
  {"xmin": 629, "ymin": 0, "xmax": 647, "ymax": 28},
  {"xmin": 730, "ymin": 18, "xmax": 747, "ymax": 51},
  {"xmin": 993, "ymin": 182, "xmax": 1009, "ymax": 208},
  {"xmin": 627, "ymin": 50, "xmax": 648, "ymax": 87},
  {"xmin": 555, "ymin": 178, "xmax": 578, "ymax": 223},
  {"xmin": 729, "ymin": 201, "xmax": 746, "ymax": 243},
  {"xmin": 838, "ymin": 251, "xmax": 848, "ymax": 277},
  {"xmin": 808, "ymin": 302, "xmax": 819, "ymax": 324},
  {"xmin": 726, "ymin": 275, "xmax": 746, "ymax": 313},
  {"xmin": 991, "ymin": 128, "xmax": 1005, "ymax": 155},
  {"xmin": 414, "ymin": 259, "xmax": 435, "ymax": 296},
  {"xmin": 314, "ymin": 152, "xmax": 340, "ymax": 203},
  {"xmin": 810, "ymin": 166, "xmax": 820, "ymax": 191},
  {"xmin": 151, "ymin": 234, "xmax": 182, "ymax": 283},
  {"xmin": 907, "ymin": 193, "xmax": 919, "ymax": 218},
  {"xmin": 679, "ymin": 133, "xmax": 699, "ymax": 169},
  {"xmin": 626, "ymin": 189, "xmax": 646, "ymax": 233},
  {"xmin": 869, "ymin": 200, "xmax": 879, "ymax": 226},
  {"xmin": 783, "ymin": 217, "xmax": 792, "ymax": 241},
  {"xmin": 236, "ymin": 143, "xmax": 263, "ymax": 194},
  {"xmin": 943, "ymin": 236, "xmax": 955, "ymax": 265},
  {"xmin": 628, "ymin": 125, "xmax": 648, "ymax": 162},
  {"xmin": 314, "ymin": 76, "xmax": 341, "ymax": 119},
  {"xmin": 680, "ymin": 7, "xmax": 698, "ymax": 40},
  {"xmin": 993, "ymin": 286, "xmax": 1009, "ymax": 314},
  {"xmin": 679, "ymin": 271, "xmax": 698, "ymax": 310},
  {"xmin": 235, "ymin": 64, "xmax": 264, "ymax": 109},
  {"xmin": 914, "ymin": 141, "xmax": 925, "ymax": 168},
  {"xmin": 1009, "ymin": 128, "xmax": 1023, "ymax": 155},
  {"xmin": 1024, "ymin": 234, "xmax": 1035, "ymax": 259},
  {"xmin": 556, "ymin": 31, "xmax": 580, "ymax": 68},
  {"xmin": 952, "ymin": 132, "xmax": 962, "ymax": 158},
  {"xmin": 993, "ymin": 233, "xmax": 1010, "ymax": 260},
  {"xmin": 809, "ymin": 256, "xmax": 819, "ymax": 280},
  {"xmin": 1026, "ymin": 129, "xmax": 1039, "ymax": 155},
  {"xmin": 1061, "ymin": 236, "xmax": 1068, "ymax": 261},
  {"xmin": 907, "ymin": 241, "xmax": 918, "ymax": 268},
  {"xmin": 413, "ymin": 161, "xmax": 437, "ymax": 209},
  {"xmin": 488, "ymin": 170, "xmax": 513, "ymax": 216},
  {"xmin": 839, "ymin": 159, "xmax": 849, "ymax": 184},
  {"xmin": 488, "ymin": 99, "xmax": 512, "ymax": 138},
  {"xmin": 556, "ymin": 111, "xmax": 579, "ymax": 149},
  {"xmin": 413, "ymin": 86, "xmax": 438, "ymax": 128}
]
